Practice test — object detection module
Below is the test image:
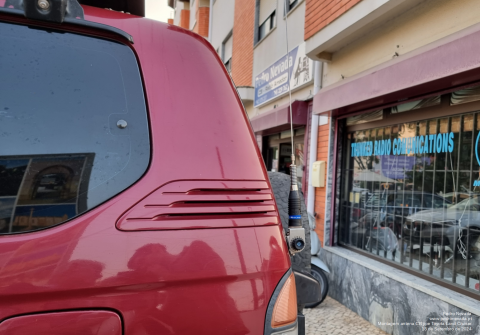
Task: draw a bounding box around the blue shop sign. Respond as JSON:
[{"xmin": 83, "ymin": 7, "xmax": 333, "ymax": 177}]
[
  {"xmin": 254, "ymin": 43, "xmax": 313, "ymax": 107},
  {"xmin": 351, "ymin": 133, "xmax": 455, "ymax": 158}
]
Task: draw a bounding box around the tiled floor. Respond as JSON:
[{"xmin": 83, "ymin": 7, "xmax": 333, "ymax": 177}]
[{"xmin": 304, "ymin": 297, "xmax": 389, "ymax": 335}]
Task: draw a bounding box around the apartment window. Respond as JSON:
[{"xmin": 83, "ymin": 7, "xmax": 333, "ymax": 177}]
[
  {"xmin": 222, "ymin": 34, "xmax": 233, "ymax": 73},
  {"xmin": 258, "ymin": 11, "xmax": 276, "ymax": 41},
  {"xmin": 224, "ymin": 59, "xmax": 232, "ymax": 73},
  {"xmin": 257, "ymin": 0, "xmax": 276, "ymax": 42},
  {"xmin": 285, "ymin": 0, "xmax": 298, "ymax": 14}
]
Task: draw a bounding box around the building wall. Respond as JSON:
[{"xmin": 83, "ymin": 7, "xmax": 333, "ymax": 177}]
[
  {"xmin": 231, "ymin": 0, "xmax": 255, "ymax": 86},
  {"xmin": 305, "ymin": 0, "xmax": 480, "ymax": 328},
  {"xmin": 304, "ymin": 0, "xmax": 362, "ymax": 40},
  {"xmin": 306, "ymin": 0, "xmax": 480, "ymax": 243},
  {"xmin": 180, "ymin": 9, "xmax": 190, "ymax": 29},
  {"xmin": 245, "ymin": 1, "xmax": 314, "ymax": 118},
  {"xmin": 313, "ymin": 118, "xmax": 329, "ymax": 245},
  {"xmin": 173, "ymin": 1, "xmax": 189, "ymax": 26},
  {"xmin": 169, "ymin": 0, "xmax": 209, "ymax": 38},
  {"xmin": 252, "ymin": 1, "xmax": 306, "ymax": 86},
  {"xmin": 191, "ymin": 0, "xmax": 210, "ymax": 36},
  {"xmin": 210, "ymin": 0, "xmax": 235, "ymax": 53},
  {"xmin": 196, "ymin": 7, "xmax": 210, "ymax": 37},
  {"xmin": 320, "ymin": 0, "xmax": 480, "ymax": 87}
]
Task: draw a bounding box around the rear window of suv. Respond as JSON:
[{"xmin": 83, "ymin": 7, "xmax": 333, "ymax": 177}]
[{"xmin": 0, "ymin": 21, "xmax": 150, "ymax": 234}]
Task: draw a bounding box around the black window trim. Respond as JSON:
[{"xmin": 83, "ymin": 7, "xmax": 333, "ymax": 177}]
[
  {"xmin": 221, "ymin": 30, "xmax": 233, "ymax": 73},
  {"xmin": 284, "ymin": 0, "xmax": 301, "ymax": 17},
  {"xmin": 0, "ymin": 7, "xmax": 134, "ymax": 43}
]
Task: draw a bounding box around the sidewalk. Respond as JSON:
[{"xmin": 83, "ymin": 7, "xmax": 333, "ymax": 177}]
[{"xmin": 304, "ymin": 297, "xmax": 388, "ymax": 335}]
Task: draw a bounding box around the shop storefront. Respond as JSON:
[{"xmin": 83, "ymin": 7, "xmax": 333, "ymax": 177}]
[
  {"xmin": 250, "ymin": 100, "xmax": 312, "ymax": 192},
  {"xmin": 339, "ymin": 90, "xmax": 480, "ymax": 298},
  {"xmin": 264, "ymin": 128, "xmax": 305, "ymax": 177},
  {"xmin": 310, "ymin": 19, "xmax": 480, "ymax": 332}
]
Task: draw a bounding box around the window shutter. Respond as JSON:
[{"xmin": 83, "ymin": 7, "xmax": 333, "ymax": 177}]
[{"xmin": 259, "ymin": 0, "xmax": 276, "ymax": 24}]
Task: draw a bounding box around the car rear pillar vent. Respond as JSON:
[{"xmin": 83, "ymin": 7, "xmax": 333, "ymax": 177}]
[{"xmin": 117, "ymin": 180, "xmax": 279, "ymax": 231}]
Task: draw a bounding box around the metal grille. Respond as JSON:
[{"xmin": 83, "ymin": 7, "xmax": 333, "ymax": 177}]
[{"xmin": 339, "ymin": 112, "xmax": 480, "ymax": 296}]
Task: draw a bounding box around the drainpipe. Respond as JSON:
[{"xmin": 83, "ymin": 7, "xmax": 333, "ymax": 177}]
[
  {"xmin": 307, "ymin": 61, "xmax": 323, "ymax": 216},
  {"xmin": 208, "ymin": 0, "xmax": 213, "ymax": 42}
]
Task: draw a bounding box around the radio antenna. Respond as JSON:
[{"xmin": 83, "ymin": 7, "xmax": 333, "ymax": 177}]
[
  {"xmin": 284, "ymin": 2, "xmax": 294, "ymax": 155},
  {"xmin": 283, "ymin": 0, "xmax": 305, "ymax": 256}
]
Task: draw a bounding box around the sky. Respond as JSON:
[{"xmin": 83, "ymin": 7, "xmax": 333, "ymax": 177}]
[{"xmin": 145, "ymin": 0, "xmax": 174, "ymax": 23}]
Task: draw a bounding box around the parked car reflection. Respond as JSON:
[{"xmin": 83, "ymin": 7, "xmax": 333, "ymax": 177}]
[
  {"xmin": 355, "ymin": 191, "xmax": 450, "ymax": 238},
  {"xmin": 404, "ymin": 196, "xmax": 480, "ymax": 263}
]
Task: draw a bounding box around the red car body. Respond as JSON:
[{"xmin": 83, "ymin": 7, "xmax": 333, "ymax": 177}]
[{"xmin": 0, "ymin": 4, "xmax": 291, "ymax": 334}]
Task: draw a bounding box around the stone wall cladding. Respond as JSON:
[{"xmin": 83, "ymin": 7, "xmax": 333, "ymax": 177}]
[
  {"xmin": 304, "ymin": 0, "xmax": 363, "ymax": 41},
  {"xmin": 320, "ymin": 249, "xmax": 480, "ymax": 335},
  {"xmin": 231, "ymin": 0, "xmax": 255, "ymax": 86}
]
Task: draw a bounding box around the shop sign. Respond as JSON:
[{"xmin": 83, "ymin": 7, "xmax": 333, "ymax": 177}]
[
  {"xmin": 352, "ymin": 132, "xmax": 455, "ymax": 180},
  {"xmin": 254, "ymin": 43, "xmax": 314, "ymax": 107},
  {"xmin": 351, "ymin": 133, "xmax": 455, "ymax": 157}
]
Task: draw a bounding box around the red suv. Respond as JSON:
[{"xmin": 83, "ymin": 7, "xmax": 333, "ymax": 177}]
[{"xmin": 0, "ymin": 0, "xmax": 311, "ymax": 334}]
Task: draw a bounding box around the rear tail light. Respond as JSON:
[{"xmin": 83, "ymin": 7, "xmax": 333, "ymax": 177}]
[
  {"xmin": 264, "ymin": 270, "xmax": 298, "ymax": 335},
  {"xmin": 271, "ymin": 272, "xmax": 297, "ymax": 328}
]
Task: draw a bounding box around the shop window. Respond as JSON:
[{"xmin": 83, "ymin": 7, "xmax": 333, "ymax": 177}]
[
  {"xmin": 264, "ymin": 130, "xmax": 305, "ymax": 186},
  {"xmin": 0, "ymin": 21, "xmax": 150, "ymax": 234},
  {"xmin": 340, "ymin": 111, "xmax": 480, "ymax": 295}
]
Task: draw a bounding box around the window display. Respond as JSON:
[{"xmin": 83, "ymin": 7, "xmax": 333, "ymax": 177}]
[{"xmin": 340, "ymin": 112, "xmax": 480, "ymax": 293}]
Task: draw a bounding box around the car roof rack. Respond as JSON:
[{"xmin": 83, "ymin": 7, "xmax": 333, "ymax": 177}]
[{"xmin": 1, "ymin": 0, "xmax": 134, "ymax": 43}]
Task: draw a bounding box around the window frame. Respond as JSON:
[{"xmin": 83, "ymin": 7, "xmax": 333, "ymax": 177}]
[
  {"xmin": 254, "ymin": 0, "xmax": 277, "ymax": 46},
  {"xmin": 336, "ymin": 90, "xmax": 480, "ymax": 301},
  {"xmin": 284, "ymin": 0, "xmax": 302, "ymax": 16},
  {"xmin": 221, "ymin": 31, "xmax": 233, "ymax": 73}
]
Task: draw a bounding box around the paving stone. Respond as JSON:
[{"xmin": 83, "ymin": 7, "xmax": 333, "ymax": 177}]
[{"xmin": 304, "ymin": 297, "xmax": 389, "ymax": 335}]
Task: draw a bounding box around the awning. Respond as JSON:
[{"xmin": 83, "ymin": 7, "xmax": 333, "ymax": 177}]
[
  {"xmin": 249, "ymin": 100, "xmax": 308, "ymax": 135},
  {"xmin": 313, "ymin": 20, "xmax": 480, "ymax": 117},
  {"xmin": 354, "ymin": 170, "xmax": 396, "ymax": 183}
]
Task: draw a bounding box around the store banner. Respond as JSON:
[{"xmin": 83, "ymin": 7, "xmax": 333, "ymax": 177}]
[{"xmin": 254, "ymin": 43, "xmax": 314, "ymax": 107}]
